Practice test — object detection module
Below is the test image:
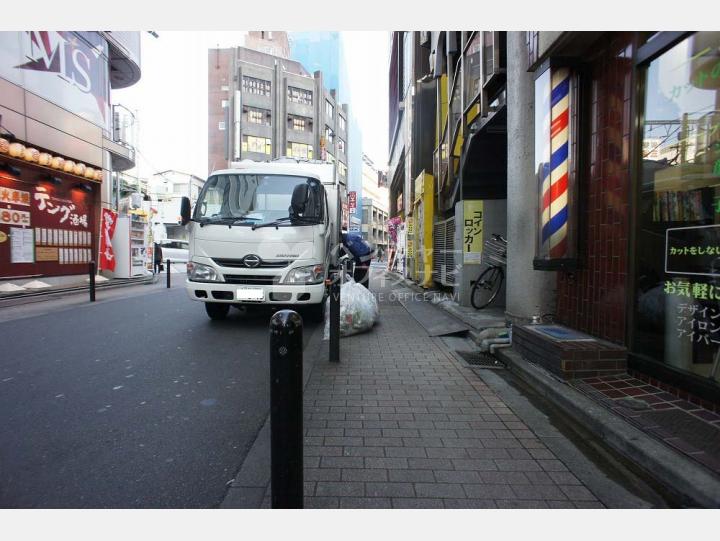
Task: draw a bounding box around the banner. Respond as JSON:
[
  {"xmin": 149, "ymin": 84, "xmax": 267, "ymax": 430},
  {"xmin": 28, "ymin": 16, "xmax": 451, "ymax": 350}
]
[{"xmin": 99, "ymin": 208, "xmax": 117, "ymax": 271}]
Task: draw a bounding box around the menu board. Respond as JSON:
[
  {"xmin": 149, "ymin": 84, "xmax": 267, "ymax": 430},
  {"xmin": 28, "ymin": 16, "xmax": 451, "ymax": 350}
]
[{"xmin": 10, "ymin": 227, "xmax": 34, "ymax": 263}]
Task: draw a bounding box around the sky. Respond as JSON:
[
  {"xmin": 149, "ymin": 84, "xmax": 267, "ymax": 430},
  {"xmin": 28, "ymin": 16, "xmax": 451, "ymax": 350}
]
[{"xmin": 113, "ymin": 31, "xmax": 390, "ymax": 181}]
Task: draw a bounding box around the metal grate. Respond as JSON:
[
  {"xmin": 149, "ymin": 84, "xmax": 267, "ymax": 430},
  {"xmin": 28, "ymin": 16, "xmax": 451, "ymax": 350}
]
[
  {"xmin": 455, "ymin": 350, "xmax": 506, "ymax": 369},
  {"xmin": 432, "ymin": 217, "xmax": 456, "ymax": 286}
]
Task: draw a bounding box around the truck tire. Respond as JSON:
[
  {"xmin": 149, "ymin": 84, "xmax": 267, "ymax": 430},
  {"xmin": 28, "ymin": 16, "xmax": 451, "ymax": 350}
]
[{"xmin": 205, "ymin": 302, "xmax": 230, "ymax": 320}]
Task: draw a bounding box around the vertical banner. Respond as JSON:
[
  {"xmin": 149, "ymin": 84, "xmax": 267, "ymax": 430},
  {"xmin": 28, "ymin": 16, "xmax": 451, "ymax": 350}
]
[
  {"xmin": 348, "ymin": 191, "xmax": 357, "ymax": 215},
  {"xmin": 463, "ymin": 200, "xmax": 484, "ymax": 263},
  {"xmin": 99, "ymin": 208, "xmax": 117, "ymax": 271}
]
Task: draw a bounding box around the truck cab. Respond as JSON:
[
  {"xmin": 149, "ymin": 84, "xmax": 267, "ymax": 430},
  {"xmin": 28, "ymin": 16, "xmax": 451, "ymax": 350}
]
[{"xmin": 181, "ymin": 159, "xmax": 344, "ymax": 321}]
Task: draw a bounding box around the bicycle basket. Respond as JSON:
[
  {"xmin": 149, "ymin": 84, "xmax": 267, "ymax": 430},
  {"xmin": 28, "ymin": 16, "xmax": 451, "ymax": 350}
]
[{"xmin": 483, "ymin": 236, "xmax": 507, "ymax": 266}]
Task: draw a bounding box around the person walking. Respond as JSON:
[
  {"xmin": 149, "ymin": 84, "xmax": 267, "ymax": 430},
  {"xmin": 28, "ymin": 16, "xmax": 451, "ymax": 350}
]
[
  {"xmin": 341, "ymin": 231, "xmax": 374, "ymax": 289},
  {"xmin": 153, "ymin": 242, "xmax": 164, "ymax": 275}
]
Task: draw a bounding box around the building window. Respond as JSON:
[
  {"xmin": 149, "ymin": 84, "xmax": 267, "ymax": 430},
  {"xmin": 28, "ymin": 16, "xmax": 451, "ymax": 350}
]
[
  {"xmin": 288, "ymin": 86, "xmax": 313, "ymax": 105},
  {"xmin": 325, "ymin": 100, "xmax": 334, "ymax": 119},
  {"xmin": 533, "ymin": 63, "xmax": 579, "ymax": 269},
  {"xmin": 286, "ymin": 142, "xmax": 313, "ymax": 160},
  {"xmin": 338, "ymin": 115, "xmax": 346, "ymax": 132},
  {"xmin": 338, "ymin": 161, "xmax": 347, "ymax": 180},
  {"xmin": 245, "ymin": 106, "xmax": 271, "ymax": 125},
  {"xmin": 325, "ymin": 126, "xmax": 335, "ymax": 145},
  {"xmin": 242, "ymin": 135, "xmax": 272, "ymax": 155},
  {"xmin": 288, "ymin": 115, "xmax": 311, "ymax": 132},
  {"xmin": 218, "ymin": 121, "xmax": 226, "ymax": 131},
  {"xmin": 242, "ymin": 76, "xmax": 271, "ymax": 96},
  {"xmin": 633, "ymin": 32, "xmax": 720, "ymax": 384},
  {"xmin": 221, "ymin": 99, "xmax": 229, "ymax": 109},
  {"xmin": 338, "ymin": 138, "xmax": 346, "ymax": 153},
  {"xmin": 326, "ymin": 152, "xmax": 335, "ymax": 164}
]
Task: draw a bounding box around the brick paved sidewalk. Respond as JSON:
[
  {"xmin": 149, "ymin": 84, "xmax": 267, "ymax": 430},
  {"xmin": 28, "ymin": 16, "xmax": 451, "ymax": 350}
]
[{"xmin": 300, "ymin": 271, "xmax": 604, "ymax": 508}]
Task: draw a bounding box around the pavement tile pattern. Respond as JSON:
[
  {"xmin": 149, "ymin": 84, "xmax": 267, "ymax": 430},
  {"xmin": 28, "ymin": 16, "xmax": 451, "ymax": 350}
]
[
  {"xmin": 574, "ymin": 374, "xmax": 720, "ymax": 475},
  {"xmin": 298, "ymin": 274, "xmax": 605, "ymax": 509}
]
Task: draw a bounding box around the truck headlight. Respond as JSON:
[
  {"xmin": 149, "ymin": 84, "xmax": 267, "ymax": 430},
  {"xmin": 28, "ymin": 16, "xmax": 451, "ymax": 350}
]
[
  {"xmin": 187, "ymin": 262, "xmax": 222, "ymax": 282},
  {"xmin": 283, "ymin": 264, "xmax": 325, "ymax": 284}
]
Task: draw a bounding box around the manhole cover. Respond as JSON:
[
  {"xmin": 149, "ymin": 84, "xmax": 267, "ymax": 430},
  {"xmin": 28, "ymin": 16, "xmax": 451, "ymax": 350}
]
[{"xmin": 456, "ymin": 350, "xmax": 505, "ymax": 369}]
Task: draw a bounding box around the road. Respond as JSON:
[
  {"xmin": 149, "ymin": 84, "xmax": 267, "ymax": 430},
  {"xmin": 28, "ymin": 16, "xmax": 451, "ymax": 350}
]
[{"xmin": 0, "ymin": 285, "xmax": 321, "ymax": 508}]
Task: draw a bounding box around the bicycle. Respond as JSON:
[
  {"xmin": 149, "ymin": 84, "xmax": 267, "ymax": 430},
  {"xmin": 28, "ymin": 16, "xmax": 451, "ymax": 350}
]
[{"xmin": 470, "ymin": 233, "xmax": 507, "ymax": 310}]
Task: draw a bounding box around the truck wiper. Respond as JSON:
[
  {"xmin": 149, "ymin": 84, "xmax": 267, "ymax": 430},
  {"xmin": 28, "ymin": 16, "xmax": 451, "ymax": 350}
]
[{"xmin": 251, "ymin": 216, "xmax": 318, "ymax": 230}]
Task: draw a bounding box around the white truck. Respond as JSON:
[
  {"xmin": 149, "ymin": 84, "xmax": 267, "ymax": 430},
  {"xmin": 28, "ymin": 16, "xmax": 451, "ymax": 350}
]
[{"xmin": 179, "ymin": 159, "xmax": 345, "ymax": 321}]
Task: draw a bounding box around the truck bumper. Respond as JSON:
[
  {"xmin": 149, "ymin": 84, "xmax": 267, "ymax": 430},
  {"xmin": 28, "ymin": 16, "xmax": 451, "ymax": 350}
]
[{"xmin": 185, "ymin": 279, "xmax": 326, "ymax": 305}]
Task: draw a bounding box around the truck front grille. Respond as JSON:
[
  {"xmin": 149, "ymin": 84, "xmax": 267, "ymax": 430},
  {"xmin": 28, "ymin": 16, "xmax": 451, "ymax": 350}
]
[
  {"xmin": 213, "ymin": 258, "xmax": 290, "ymax": 268},
  {"xmin": 223, "ymin": 274, "xmax": 280, "ymax": 285}
]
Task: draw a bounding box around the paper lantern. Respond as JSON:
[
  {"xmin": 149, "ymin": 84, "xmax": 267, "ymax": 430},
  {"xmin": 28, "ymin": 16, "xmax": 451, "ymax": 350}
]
[
  {"xmin": 51, "ymin": 156, "xmax": 65, "ymax": 170},
  {"xmin": 38, "ymin": 152, "xmax": 52, "ymax": 166},
  {"xmin": 73, "ymin": 162, "xmax": 86, "ymax": 176},
  {"xmin": 63, "ymin": 160, "xmax": 75, "ymax": 173},
  {"xmin": 8, "ymin": 142, "xmax": 25, "ymax": 158},
  {"xmin": 23, "ymin": 147, "xmax": 39, "ymax": 162},
  {"xmin": 84, "ymin": 167, "xmax": 95, "ymax": 179},
  {"xmin": 0, "ymin": 138, "xmax": 9, "ymax": 154},
  {"xmin": 94, "ymin": 169, "xmax": 103, "ymax": 181}
]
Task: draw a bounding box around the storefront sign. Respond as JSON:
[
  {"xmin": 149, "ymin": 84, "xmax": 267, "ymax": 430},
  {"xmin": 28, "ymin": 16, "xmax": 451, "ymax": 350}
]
[
  {"xmin": 0, "ymin": 187, "xmax": 31, "ymax": 206},
  {"xmin": 463, "ymin": 200, "xmax": 484, "ymax": 264},
  {"xmin": 0, "ymin": 31, "xmax": 110, "ymax": 129},
  {"xmin": 0, "ymin": 208, "xmax": 31, "ymax": 226},
  {"xmin": 99, "ymin": 208, "xmax": 117, "ymax": 271},
  {"xmin": 348, "ymin": 191, "xmax": 357, "ymax": 214},
  {"xmin": 34, "ymin": 186, "xmax": 89, "ymax": 228},
  {"xmin": 665, "ymin": 225, "xmax": 720, "ymax": 277},
  {"xmin": 406, "ymin": 217, "xmax": 414, "ymax": 258},
  {"xmin": 676, "ymin": 303, "xmax": 720, "ymax": 346}
]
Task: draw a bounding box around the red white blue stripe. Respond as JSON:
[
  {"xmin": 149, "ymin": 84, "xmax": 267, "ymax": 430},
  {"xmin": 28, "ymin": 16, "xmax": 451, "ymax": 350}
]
[{"xmin": 540, "ymin": 68, "xmax": 570, "ymax": 258}]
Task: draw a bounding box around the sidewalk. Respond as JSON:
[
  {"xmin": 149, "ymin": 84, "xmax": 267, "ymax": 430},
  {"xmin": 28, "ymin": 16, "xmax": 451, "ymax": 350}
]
[{"xmin": 285, "ymin": 269, "xmax": 662, "ymax": 508}]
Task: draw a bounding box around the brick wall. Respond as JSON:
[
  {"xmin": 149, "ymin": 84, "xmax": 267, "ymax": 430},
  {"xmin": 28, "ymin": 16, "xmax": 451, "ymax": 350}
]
[{"xmin": 556, "ymin": 33, "xmax": 634, "ymax": 345}]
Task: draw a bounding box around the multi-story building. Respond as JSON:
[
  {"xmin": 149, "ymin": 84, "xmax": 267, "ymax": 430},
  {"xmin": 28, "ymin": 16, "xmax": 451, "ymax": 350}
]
[
  {"xmin": 0, "ymin": 31, "xmax": 141, "ymax": 288},
  {"xmin": 388, "ymin": 31, "xmax": 507, "ymax": 295},
  {"xmin": 360, "ymin": 153, "xmax": 389, "ymax": 255},
  {"xmin": 207, "ymin": 42, "xmax": 348, "ymax": 183}
]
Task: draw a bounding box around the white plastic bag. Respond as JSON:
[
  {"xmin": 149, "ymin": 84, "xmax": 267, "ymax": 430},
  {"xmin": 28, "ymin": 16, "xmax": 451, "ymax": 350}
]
[{"xmin": 323, "ymin": 278, "xmax": 379, "ymax": 339}]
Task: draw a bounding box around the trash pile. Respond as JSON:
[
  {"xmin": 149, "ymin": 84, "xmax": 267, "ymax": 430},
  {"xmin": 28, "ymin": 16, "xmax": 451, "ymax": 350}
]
[{"xmin": 323, "ymin": 277, "xmax": 379, "ymax": 339}]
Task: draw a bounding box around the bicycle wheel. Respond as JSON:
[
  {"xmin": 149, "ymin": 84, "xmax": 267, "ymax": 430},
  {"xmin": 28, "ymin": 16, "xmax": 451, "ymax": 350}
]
[{"xmin": 471, "ymin": 266, "xmax": 504, "ymax": 309}]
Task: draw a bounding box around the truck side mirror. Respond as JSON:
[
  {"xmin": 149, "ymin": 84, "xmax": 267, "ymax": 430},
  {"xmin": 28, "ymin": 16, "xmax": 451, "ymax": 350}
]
[
  {"xmin": 290, "ymin": 184, "xmax": 308, "ymax": 217},
  {"xmin": 180, "ymin": 196, "xmax": 191, "ymax": 225}
]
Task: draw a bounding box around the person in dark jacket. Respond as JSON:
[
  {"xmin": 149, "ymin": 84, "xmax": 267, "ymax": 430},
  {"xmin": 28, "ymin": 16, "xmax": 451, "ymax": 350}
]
[
  {"xmin": 341, "ymin": 231, "xmax": 374, "ymax": 288},
  {"xmin": 153, "ymin": 242, "xmax": 164, "ymax": 274}
]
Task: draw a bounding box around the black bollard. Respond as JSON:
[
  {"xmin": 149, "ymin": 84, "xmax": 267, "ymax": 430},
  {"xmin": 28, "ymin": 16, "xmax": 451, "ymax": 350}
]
[
  {"xmin": 166, "ymin": 258, "xmax": 171, "ymax": 288},
  {"xmin": 89, "ymin": 260, "xmax": 96, "ymax": 302},
  {"xmin": 329, "ymin": 272, "xmax": 340, "ymax": 363},
  {"xmin": 269, "ymin": 309, "xmax": 304, "ymax": 509}
]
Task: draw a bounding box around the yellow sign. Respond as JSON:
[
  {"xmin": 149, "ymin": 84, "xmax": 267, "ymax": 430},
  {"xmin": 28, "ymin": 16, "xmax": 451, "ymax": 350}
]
[
  {"xmin": 406, "ymin": 217, "xmax": 414, "ymax": 258},
  {"xmin": 463, "ymin": 200, "xmax": 484, "ymax": 264},
  {"xmin": 0, "ymin": 231, "xmax": 6, "ymax": 243}
]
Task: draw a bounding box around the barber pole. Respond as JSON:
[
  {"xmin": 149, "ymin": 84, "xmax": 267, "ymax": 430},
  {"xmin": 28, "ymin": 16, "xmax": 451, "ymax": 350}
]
[{"xmin": 541, "ymin": 67, "xmax": 570, "ymax": 259}]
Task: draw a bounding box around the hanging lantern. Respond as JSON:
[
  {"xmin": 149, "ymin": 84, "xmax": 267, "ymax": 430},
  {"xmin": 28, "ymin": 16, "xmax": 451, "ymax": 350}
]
[
  {"xmin": 63, "ymin": 160, "xmax": 76, "ymax": 173},
  {"xmin": 73, "ymin": 162, "xmax": 86, "ymax": 176},
  {"xmin": 23, "ymin": 147, "xmax": 39, "ymax": 162},
  {"xmin": 0, "ymin": 138, "xmax": 9, "ymax": 154},
  {"xmin": 8, "ymin": 142, "xmax": 25, "ymax": 158},
  {"xmin": 38, "ymin": 152, "xmax": 52, "ymax": 166},
  {"xmin": 51, "ymin": 156, "xmax": 65, "ymax": 170}
]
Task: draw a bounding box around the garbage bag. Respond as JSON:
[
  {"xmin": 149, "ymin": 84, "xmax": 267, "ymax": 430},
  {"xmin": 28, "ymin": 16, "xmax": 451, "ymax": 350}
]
[{"xmin": 323, "ymin": 278, "xmax": 379, "ymax": 339}]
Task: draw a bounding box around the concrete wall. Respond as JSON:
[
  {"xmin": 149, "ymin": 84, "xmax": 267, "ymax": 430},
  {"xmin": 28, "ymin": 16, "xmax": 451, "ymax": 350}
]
[{"xmin": 505, "ymin": 31, "xmax": 556, "ymax": 323}]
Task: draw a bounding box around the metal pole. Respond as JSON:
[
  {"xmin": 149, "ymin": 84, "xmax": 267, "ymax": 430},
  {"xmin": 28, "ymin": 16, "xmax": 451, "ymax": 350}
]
[
  {"xmin": 166, "ymin": 258, "xmax": 171, "ymax": 288},
  {"xmin": 269, "ymin": 309, "xmax": 304, "ymax": 509},
  {"xmin": 329, "ymin": 269, "xmax": 340, "ymax": 363},
  {"xmin": 89, "ymin": 260, "xmax": 96, "ymax": 302}
]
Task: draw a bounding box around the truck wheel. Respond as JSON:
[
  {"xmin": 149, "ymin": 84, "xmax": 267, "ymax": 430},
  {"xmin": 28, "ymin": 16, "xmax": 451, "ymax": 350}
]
[
  {"xmin": 205, "ymin": 302, "xmax": 230, "ymax": 320},
  {"xmin": 305, "ymin": 301, "xmax": 325, "ymax": 323}
]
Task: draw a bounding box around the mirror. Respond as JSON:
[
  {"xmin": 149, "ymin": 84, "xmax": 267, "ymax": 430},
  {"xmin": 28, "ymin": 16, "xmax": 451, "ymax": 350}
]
[
  {"xmin": 180, "ymin": 196, "xmax": 191, "ymax": 225},
  {"xmin": 290, "ymin": 183, "xmax": 308, "ymax": 217}
]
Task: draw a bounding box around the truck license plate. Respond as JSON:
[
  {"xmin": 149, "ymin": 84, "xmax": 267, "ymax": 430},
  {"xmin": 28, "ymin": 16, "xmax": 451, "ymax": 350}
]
[{"xmin": 236, "ymin": 287, "xmax": 264, "ymax": 301}]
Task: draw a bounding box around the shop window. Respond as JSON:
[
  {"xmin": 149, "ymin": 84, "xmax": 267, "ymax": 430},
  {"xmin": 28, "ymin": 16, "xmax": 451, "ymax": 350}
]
[
  {"xmin": 633, "ymin": 32, "xmax": 720, "ymax": 384},
  {"xmin": 533, "ymin": 62, "xmax": 580, "ymax": 270}
]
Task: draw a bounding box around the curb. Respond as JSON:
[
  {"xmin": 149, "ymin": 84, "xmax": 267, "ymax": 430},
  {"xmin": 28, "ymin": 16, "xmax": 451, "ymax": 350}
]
[
  {"xmin": 496, "ymin": 346, "xmax": 720, "ymax": 508},
  {"xmin": 219, "ymin": 317, "xmax": 327, "ymax": 509}
]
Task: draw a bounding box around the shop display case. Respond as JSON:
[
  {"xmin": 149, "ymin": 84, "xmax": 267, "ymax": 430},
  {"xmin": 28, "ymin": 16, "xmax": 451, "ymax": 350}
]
[{"xmin": 113, "ymin": 214, "xmax": 150, "ymax": 278}]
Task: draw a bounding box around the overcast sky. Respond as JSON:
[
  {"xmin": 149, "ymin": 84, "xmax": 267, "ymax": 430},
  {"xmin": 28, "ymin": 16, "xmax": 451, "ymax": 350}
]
[{"xmin": 113, "ymin": 31, "xmax": 390, "ymax": 180}]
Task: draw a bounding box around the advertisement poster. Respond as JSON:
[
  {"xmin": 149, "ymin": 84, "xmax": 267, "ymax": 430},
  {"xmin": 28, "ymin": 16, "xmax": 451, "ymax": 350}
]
[
  {"xmin": 99, "ymin": 208, "xmax": 117, "ymax": 271},
  {"xmin": 463, "ymin": 200, "xmax": 484, "ymax": 264}
]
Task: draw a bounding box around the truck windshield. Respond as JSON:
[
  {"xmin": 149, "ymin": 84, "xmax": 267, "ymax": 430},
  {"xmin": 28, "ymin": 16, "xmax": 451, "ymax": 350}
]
[{"xmin": 194, "ymin": 174, "xmax": 324, "ymax": 225}]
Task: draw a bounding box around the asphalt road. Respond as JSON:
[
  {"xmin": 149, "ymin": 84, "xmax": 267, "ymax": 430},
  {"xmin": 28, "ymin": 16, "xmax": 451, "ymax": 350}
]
[{"xmin": 0, "ymin": 286, "xmax": 321, "ymax": 508}]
